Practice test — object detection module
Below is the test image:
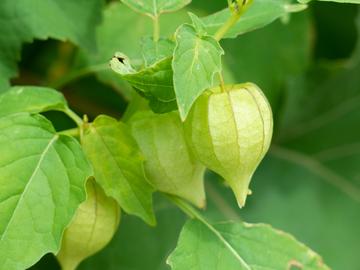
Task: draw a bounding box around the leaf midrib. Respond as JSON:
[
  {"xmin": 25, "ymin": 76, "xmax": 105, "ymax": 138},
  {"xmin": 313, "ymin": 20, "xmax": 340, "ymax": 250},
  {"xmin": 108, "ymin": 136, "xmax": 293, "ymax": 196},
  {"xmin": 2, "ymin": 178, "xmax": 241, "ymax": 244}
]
[
  {"xmin": 0, "ymin": 134, "xmax": 58, "ymax": 243},
  {"xmin": 89, "ymin": 124, "xmax": 150, "ymax": 216}
]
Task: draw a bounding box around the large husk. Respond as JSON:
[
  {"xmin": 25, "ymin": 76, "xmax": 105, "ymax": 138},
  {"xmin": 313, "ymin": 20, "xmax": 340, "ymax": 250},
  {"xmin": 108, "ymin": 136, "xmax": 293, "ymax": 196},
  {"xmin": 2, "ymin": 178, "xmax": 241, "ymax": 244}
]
[
  {"xmin": 184, "ymin": 83, "xmax": 273, "ymax": 207},
  {"xmin": 130, "ymin": 111, "xmax": 206, "ymax": 208},
  {"xmin": 57, "ymin": 179, "xmax": 120, "ymax": 270}
]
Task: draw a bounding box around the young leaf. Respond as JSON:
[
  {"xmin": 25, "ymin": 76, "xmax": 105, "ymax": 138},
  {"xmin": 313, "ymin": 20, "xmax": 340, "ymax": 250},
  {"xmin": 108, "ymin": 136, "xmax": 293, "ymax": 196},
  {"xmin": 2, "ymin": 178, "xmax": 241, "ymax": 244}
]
[
  {"xmin": 0, "ymin": 113, "xmax": 92, "ymax": 270},
  {"xmin": 0, "ymin": 0, "xmax": 103, "ymax": 89},
  {"xmin": 82, "ymin": 115, "xmax": 156, "ymax": 225},
  {"xmin": 168, "ymin": 220, "xmax": 330, "ymax": 270},
  {"xmin": 57, "ymin": 179, "xmax": 120, "ymax": 270},
  {"xmin": 148, "ymin": 97, "xmax": 178, "ymax": 114},
  {"xmin": 121, "ymin": 0, "xmax": 191, "ymax": 18},
  {"xmin": 110, "ymin": 52, "xmax": 175, "ymax": 102},
  {"xmin": 141, "ymin": 36, "xmax": 175, "ymax": 66},
  {"xmin": 201, "ymin": 0, "xmax": 307, "ymax": 39},
  {"xmin": 0, "ymin": 86, "xmax": 67, "ymax": 117},
  {"xmin": 173, "ymin": 17, "xmax": 224, "ymax": 120},
  {"xmin": 78, "ymin": 2, "xmax": 190, "ymax": 100},
  {"xmin": 130, "ymin": 111, "xmax": 206, "ymax": 208}
]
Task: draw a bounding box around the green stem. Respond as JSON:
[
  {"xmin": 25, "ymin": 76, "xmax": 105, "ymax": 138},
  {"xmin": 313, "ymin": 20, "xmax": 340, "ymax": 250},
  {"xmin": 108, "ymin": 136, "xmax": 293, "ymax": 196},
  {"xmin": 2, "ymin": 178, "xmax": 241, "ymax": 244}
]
[
  {"xmin": 153, "ymin": 16, "xmax": 160, "ymax": 42},
  {"xmin": 214, "ymin": 0, "xmax": 253, "ymax": 41},
  {"xmin": 63, "ymin": 108, "xmax": 83, "ymax": 127},
  {"xmin": 218, "ymin": 72, "xmax": 226, "ymax": 92},
  {"xmin": 166, "ymin": 195, "xmax": 210, "ymax": 223},
  {"xmin": 214, "ymin": 11, "xmax": 241, "ymax": 41},
  {"xmin": 50, "ymin": 64, "xmax": 109, "ymax": 89},
  {"xmin": 58, "ymin": 128, "xmax": 80, "ymax": 137},
  {"xmin": 167, "ymin": 195, "xmax": 250, "ymax": 269},
  {"xmin": 285, "ymin": 3, "xmax": 308, "ymax": 13}
]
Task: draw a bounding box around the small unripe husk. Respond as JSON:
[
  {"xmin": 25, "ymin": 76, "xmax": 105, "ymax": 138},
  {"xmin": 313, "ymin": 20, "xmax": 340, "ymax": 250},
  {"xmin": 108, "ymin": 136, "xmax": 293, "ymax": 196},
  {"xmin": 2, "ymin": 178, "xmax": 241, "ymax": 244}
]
[
  {"xmin": 130, "ymin": 111, "xmax": 206, "ymax": 208},
  {"xmin": 57, "ymin": 179, "xmax": 120, "ymax": 270},
  {"xmin": 184, "ymin": 83, "xmax": 273, "ymax": 207}
]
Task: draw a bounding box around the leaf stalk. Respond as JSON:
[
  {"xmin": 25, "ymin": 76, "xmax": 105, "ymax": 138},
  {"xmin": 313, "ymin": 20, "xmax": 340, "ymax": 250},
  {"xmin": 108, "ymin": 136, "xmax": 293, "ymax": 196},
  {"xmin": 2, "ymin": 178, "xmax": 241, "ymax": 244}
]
[
  {"xmin": 63, "ymin": 108, "xmax": 83, "ymax": 127},
  {"xmin": 214, "ymin": 0, "xmax": 253, "ymax": 41},
  {"xmin": 153, "ymin": 16, "xmax": 160, "ymax": 42},
  {"xmin": 58, "ymin": 128, "xmax": 80, "ymax": 137},
  {"xmin": 166, "ymin": 194, "xmax": 251, "ymax": 270}
]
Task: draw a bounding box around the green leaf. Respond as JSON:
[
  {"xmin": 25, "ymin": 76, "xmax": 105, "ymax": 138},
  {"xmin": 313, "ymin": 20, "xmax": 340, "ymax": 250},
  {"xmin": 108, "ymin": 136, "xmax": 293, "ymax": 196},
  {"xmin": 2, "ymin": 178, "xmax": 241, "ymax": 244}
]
[
  {"xmin": 168, "ymin": 220, "xmax": 330, "ymax": 270},
  {"xmin": 57, "ymin": 179, "xmax": 120, "ymax": 270},
  {"xmin": 201, "ymin": 0, "xmax": 307, "ymax": 39},
  {"xmin": 0, "ymin": 86, "xmax": 67, "ymax": 118},
  {"xmin": 121, "ymin": 0, "xmax": 191, "ymax": 18},
  {"xmin": 0, "ymin": 113, "xmax": 92, "ymax": 270},
  {"xmin": 0, "ymin": 0, "xmax": 103, "ymax": 88},
  {"xmin": 141, "ymin": 37, "xmax": 175, "ymax": 66},
  {"xmin": 148, "ymin": 97, "xmax": 178, "ymax": 114},
  {"xmin": 82, "ymin": 115, "xmax": 156, "ymax": 225},
  {"xmin": 173, "ymin": 21, "xmax": 224, "ymax": 120},
  {"xmin": 110, "ymin": 52, "xmax": 177, "ymax": 113},
  {"xmin": 110, "ymin": 53, "xmax": 175, "ymax": 102},
  {"xmin": 130, "ymin": 111, "xmax": 206, "ymax": 208},
  {"xmin": 188, "ymin": 12, "xmax": 207, "ymax": 35},
  {"xmin": 77, "ymin": 2, "xmax": 189, "ymax": 100}
]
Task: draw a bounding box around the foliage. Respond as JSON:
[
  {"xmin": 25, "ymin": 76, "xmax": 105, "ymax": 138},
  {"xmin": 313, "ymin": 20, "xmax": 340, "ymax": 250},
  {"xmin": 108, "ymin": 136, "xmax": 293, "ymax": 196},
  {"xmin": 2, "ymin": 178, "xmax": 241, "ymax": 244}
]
[{"xmin": 0, "ymin": 0, "xmax": 359, "ymax": 270}]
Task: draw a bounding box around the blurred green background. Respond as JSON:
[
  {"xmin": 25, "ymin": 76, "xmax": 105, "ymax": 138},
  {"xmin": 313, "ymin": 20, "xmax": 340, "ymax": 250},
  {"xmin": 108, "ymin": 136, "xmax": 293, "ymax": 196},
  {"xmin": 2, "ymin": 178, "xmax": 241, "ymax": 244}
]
[{"xmin": 6, "ymin": 0, "xmax": 358, "ymax": 269}]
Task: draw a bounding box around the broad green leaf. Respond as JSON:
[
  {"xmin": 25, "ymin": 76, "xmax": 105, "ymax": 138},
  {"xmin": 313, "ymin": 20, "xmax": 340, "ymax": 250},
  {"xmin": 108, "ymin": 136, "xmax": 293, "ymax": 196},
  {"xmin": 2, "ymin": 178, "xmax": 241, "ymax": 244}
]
[
  {"xmin": 110, "ymin": 52, "xmax": 175, "ymax": 102},
  {"xmin": 0, "ymin": 113, "xmax": 92, "ymax": 270},
  {"xmin": 57, "ymin": 179, "xmax": 120, "ymax": 270},
  {"xmin": 147, "ymin": 97, "xmax": 178, "ymax": 114},
  {"xmin": 201, "ymin": 0, "xmax": 307, "ymax": 39},
  {"xmin": 77, "ymin": 2, "xmax": 189, "ymax": 99},
  {"xmin": 121, "ymin": 0, "xmax": 191, "ymax": 18},
  {"xmin": 110, "ymin": 52, "xmax": 177, "ymax": 113},
  {"xmin": 82, "ymin": 115, "xmax": 156, "ymax": 225},
  {"xmin": 168, "ymin": 220, "xmax": 329, "ymax": 270},
  {"xmin": 130, "ymin": 111, "xmax": 206, "ymax": 208},
  {"xmin": 0, "ymin": 0, "xmax": 103, "ymax": 89},
  {"xmin": 0, "ymin": 86, "xmax": 67, "ymax": 118},
  {"xmin": 173, "ymin": 18, "xmax": 224, "ymax": 120},
  {"xmin": 188, "ymin": 12, "xmax": 207, "ymax": 35},
  {"xmin": 141, "ymin": 37, "xmax": 175, "ymax": 66}
]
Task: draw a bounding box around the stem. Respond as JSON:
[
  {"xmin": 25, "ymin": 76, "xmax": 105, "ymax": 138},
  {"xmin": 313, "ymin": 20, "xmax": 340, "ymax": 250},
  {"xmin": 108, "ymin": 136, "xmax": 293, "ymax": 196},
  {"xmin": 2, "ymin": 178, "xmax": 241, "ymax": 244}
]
[
  {"xmin": 214, "ymin": 0, "xmax": 253, "ymax": 41},
  {"xmin": 80, "ymin": 115, "xmax": 89, "ymax": 144},
  {"xmin": 50, "ymin": 64, "xmax": 109, "ymax": 89},
  {"xmin": 214, "ymin": 12, "xmax": 241, "ymax": 41},
  {"xmin": 285, "ymin": 4, "xmax": 308, "ymax": 13},
  {"xmin": 153, "ymin": 16, "xmax": 160, "ymax": 42},
  {"xmin": 63, "ymin": 108, "xmax": 83, "ymax": 127},
  {"xmin": 166, "ymin": 195, "xmax": 251, "ymax": 269},
  {"xmin": 58, "ymin": 128, "xmax": 80, "ymax": 137},
  {"xmin": 166, "ymin": 195, "xmax": 209, "ymax": 222},
  {"xmin": 218, "ymin": 72, "xmax": 226, "ymax": 92}
]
